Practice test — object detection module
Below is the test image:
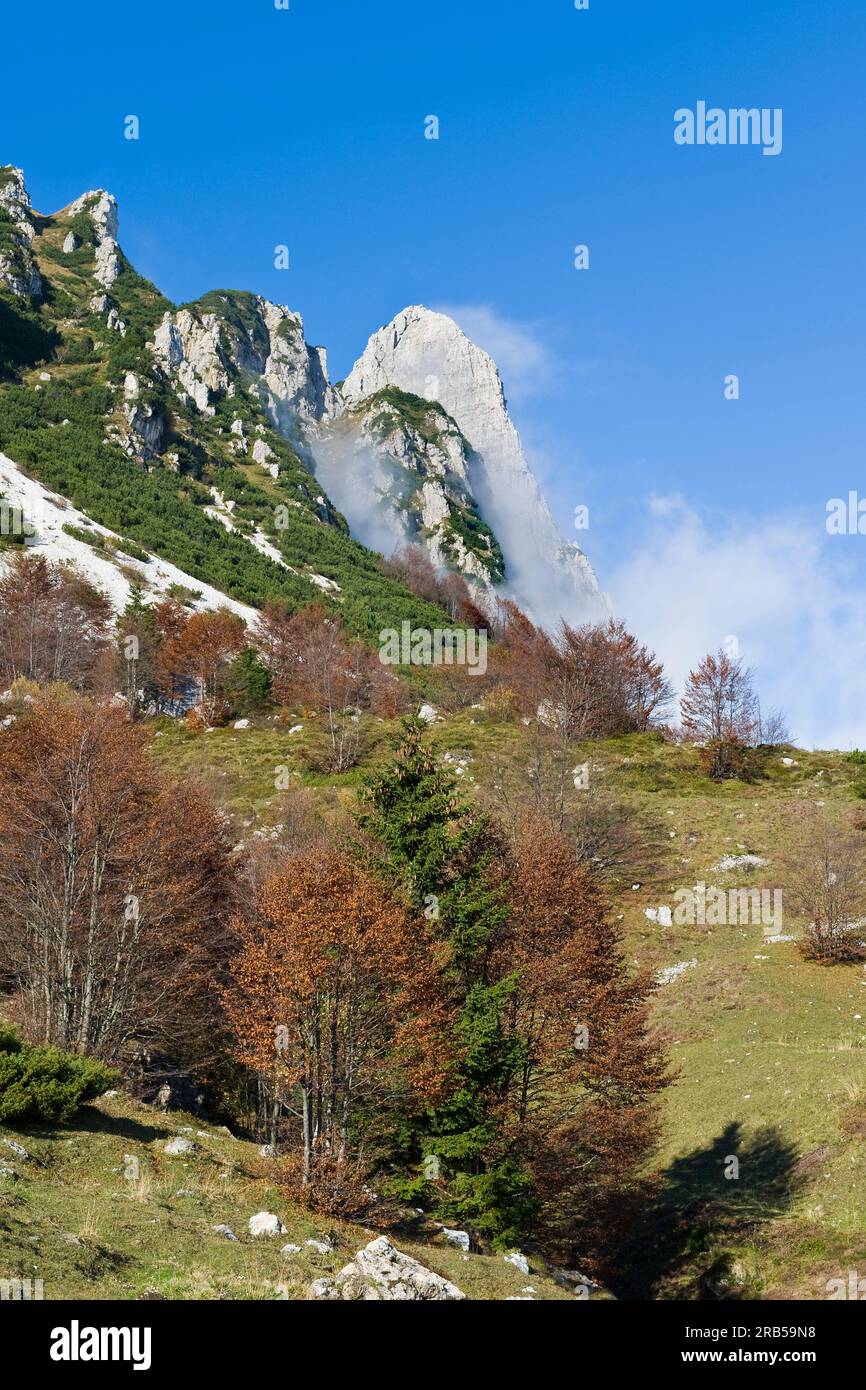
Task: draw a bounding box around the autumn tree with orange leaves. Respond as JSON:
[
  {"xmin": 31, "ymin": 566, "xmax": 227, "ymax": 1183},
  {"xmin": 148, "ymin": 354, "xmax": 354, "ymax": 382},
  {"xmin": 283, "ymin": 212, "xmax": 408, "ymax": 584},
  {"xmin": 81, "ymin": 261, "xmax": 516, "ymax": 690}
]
[
  {"xmin": 222, "ymin": 848, "xmax": 452, "ymax": 1183},
  {"xmin": 255, "ymin": 601, "xmax": 400, "ymax": 766},
  {"xmin": 0, "ymin": 551, "xmax": 112, "ymax": 690},
  {"xmin": 679, "ymin": 647, "xmax": 777, "ymax": 779},
  {"xmin": 0, "ymin": 693, "xmax": 238, "ymax": 1059},
  {"xmin": 494, "ymin": 605, "xmax": 672, "ymax": 739},
  {"xmin": 159, "ymin": 607, "xmax": 247, "ymax": 725},
  {"xmin": 500, "ymin": 817, "xmax": 669, "ymax": 1267}
]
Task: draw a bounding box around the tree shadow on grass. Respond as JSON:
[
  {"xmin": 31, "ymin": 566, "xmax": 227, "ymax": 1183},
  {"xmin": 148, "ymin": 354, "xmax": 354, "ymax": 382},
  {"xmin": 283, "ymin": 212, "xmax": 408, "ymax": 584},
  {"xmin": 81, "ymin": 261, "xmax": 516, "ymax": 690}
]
[
  {"xmin": 612, "ymin": 1121, "xmax": 806, "ymax": 1300},
  {"xmin": 11, "ymin": 1107, "xmax": 174, "ymax": 1149}
]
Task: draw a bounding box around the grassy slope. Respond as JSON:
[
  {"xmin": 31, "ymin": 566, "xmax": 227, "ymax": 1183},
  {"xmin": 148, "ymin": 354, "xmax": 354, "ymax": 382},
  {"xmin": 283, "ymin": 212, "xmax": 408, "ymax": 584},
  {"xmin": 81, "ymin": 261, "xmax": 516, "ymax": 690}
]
[
  {"xmin": 0, "ymin": 1093, "xmax": 572, "ymax": 1301},
  {"xmin": 0, "ymin": 1095, "xmax": 575, "ymax": 1301},
  {"xmin": 146, "ymin": 718, "xmax": 866, "ymax": 1300},
  {"xmin": 3, "ymin": 718, "xmax": 865, "ymax": 1298}
]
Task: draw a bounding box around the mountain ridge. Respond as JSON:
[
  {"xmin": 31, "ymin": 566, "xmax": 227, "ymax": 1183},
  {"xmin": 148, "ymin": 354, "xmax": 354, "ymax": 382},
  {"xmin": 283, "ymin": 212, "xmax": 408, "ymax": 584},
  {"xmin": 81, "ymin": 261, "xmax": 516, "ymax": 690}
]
[{"xmin": 0, "ymin": 164, "xmax": 603, "ymax": 631}]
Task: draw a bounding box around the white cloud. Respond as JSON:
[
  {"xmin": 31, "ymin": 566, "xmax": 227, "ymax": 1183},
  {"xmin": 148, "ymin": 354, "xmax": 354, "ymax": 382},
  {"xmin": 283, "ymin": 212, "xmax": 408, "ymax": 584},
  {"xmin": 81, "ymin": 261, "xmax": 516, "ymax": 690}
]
[
  {"xmin": 432, "ymin": 303, "xmax": 559, "ymax": 403},
  {"xmin": 609, "ymin": 495, "xmax": 866, "ymax": 751}
]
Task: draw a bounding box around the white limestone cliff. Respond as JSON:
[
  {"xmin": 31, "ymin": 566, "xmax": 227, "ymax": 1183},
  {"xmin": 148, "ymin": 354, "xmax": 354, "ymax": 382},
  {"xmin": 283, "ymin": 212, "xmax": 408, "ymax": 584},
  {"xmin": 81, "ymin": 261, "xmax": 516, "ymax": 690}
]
[
  {"xmin": 150, "ymin": 296, "xmax": 335, "ymax": 432},
  {"xmin": 0, "ymin": 167, "xmax": 42, "ymax": 298},
  {"xmin": 340, "ymin": 306, "xmax": 607, "ymax": 628},
  {"xmin": 313, "ymin": 391, "xmax": 502, "ymax": 587},
  {"xmin": 66, "ymin": 190, "xmax": 120, "ymax": 287}
]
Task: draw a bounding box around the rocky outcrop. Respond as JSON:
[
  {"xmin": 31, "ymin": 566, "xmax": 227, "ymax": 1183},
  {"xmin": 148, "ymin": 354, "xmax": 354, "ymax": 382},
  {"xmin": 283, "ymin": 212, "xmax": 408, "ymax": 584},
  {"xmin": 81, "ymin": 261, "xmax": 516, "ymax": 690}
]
[
  {"xmin": 313, "ymin": 387, "xmax": 504, "ymax": 587},
  {"xmin": 0, "ymin": 166, "xmax": 42, "ymax": 298},
  {"xmin": 150, "ymin": 292, "xmax": 335, "ymax": 431},
  {"xmin": 66, "ymin": 189, "xmax": 120, "ymax": 288},
  {"xmin": 259, "ymin": 299, "xmax": 335, "ymax": 430},
  {"xmin": 120, "ymin": 373, "xmax": 164, "ymax": 460},
  {"xmin": 341, "ymin": 306, "xmax": 607, "ymax": 628},
  {"xmin": 151, "ymin": 310, "xmax": 227, "ymax": 415},
  {"xmin": 310, "ymin": 1236, "xmax": 465, "ymax": 1301}
]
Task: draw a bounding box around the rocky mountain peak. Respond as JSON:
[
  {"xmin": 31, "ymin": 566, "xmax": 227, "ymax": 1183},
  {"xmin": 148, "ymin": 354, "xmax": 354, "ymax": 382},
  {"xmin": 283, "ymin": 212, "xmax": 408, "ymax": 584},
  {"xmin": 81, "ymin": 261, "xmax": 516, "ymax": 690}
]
[
  {"xmin": 0, "ymin": 164, "xmax": 41, "ymax": 298},
  {"xmin": 341, "ymin": 305, "xmax": 607, "ymax": 627},
  {"xmin": 65, "ymin": 189, "xmax": 119, "ymax": 242},
  {"xmin": 63, "ymin": 189, "xmax": 120, "ymax": 288},
  {"xmin": 0, "ymin": 166, "xmax": 31, "ymax": 213}
]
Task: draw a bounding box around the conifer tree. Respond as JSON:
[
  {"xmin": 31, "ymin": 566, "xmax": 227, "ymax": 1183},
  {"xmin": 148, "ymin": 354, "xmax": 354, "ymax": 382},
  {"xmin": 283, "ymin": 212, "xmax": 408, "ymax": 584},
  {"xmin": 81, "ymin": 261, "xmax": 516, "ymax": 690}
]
[{"xmin": 356, "ymin": 717, "xmax": 531, "ymax": 1241}]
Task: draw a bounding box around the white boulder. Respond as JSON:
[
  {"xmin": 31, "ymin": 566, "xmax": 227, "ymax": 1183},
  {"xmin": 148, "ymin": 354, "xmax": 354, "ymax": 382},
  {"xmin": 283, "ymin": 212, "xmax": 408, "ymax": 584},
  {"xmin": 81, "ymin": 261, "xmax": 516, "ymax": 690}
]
[
  {"xmin": 503, "ymin": 1251, "xmax": 530, "ymax": 1275},
  {"xmin": 249, "ymin": 1211, "xmax": 286, "ymax": 1237},
  {"xmin": 163, "ymin": 1137, "xmax": 196, "ymax": 1156},
  {"xmin": 312, "ymin": 1236, "xmax": 465, "ymax": 1301}
]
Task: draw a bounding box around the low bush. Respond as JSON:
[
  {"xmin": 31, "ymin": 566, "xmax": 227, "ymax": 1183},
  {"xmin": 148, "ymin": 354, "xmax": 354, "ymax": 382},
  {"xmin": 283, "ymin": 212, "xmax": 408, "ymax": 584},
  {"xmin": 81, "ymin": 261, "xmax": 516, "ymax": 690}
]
[{"xmin": 0, "ymin": 1026, "xmax": 118, "ymax": 1123}]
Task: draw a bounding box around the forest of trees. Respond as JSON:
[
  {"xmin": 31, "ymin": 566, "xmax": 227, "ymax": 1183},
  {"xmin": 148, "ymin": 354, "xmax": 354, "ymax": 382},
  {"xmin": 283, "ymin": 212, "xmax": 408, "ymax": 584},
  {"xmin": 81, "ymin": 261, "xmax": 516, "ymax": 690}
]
[{"xmin": 0, "ymin": 546, "xmax": 809, "ymax": 1273}]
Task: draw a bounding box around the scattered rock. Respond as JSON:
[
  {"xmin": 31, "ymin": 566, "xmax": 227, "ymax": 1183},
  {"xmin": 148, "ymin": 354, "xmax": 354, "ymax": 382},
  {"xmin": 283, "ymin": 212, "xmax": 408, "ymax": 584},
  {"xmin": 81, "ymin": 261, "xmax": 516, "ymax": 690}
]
[
  {"xmin": 163, "ymin": 1137, "xmax": 196, "ymax": 1156},
  {"xmin": 249, "ymin": 1211, "xmax": 286, "ymax": 1237},
  {"xmin": 213, "ymin": 1224, "xmax": 239, "ymax": 1241},
  {"xmin": 712, "ymin": 854, "xmax": 767, "ymax": 872},
  {"xmin": 233, "ymin": 718, "xmax": 251, "ymax": 730},
  {"xmin": 311, "ymin": 1236, "xmax": 465, "ymax": 1301},
  {"xmin": 655, "ymin": 959, "xmax": 698, "ymax": 987},
  {"xmin": 281, "ymin": 1243, "xmax": 302, "ymax": 1255},
  {"xmin": 440, "ymin": 1227, "xmax": 470, "ymax": 1251},
  {"xmin": 310, "ymin": 1277, "xmax": 341, "ymax": 1300},
  {"xmin": 3, "ymin": 1139, "xmax": 30, "ymax": 1161},
  {"xmin": 305, "ymin": 1237, "xmax": 333, "ymax": 1254},
  {"xmin": 503, "ymin": 1251, "xmax": 530, "ymax": 1275},
  {"xmin": 552, "ymin": 1267, "xmax": 605, "ymax": 1297}
]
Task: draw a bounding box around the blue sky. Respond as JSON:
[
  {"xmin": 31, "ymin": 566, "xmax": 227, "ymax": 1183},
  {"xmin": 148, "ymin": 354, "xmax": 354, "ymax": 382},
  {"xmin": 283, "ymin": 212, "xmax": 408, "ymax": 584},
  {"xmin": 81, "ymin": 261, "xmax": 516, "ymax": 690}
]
[{"xmin": 5, "ymin": 0, "xmax": 866, "ymax": 745}]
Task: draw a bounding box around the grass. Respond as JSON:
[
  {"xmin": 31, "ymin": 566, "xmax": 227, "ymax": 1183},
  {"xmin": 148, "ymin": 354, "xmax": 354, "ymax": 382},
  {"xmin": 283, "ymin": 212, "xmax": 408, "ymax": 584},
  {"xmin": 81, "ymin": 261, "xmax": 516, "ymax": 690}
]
[
  {"xmin": 5, "ymin": 707, "xmax": 866, "ymax": 1298},
  {"xmin": 0, "ymin": 1093, "xmax": 574, "ymax": 1300},
  {"xmin": 153, "ymin": 718, "xmax": 866, "ymax": 1299}
]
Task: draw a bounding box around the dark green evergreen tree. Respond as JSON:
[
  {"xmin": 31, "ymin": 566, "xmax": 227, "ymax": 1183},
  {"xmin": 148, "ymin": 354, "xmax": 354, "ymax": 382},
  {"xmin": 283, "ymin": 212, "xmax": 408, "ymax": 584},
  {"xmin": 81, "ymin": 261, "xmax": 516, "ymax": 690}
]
[
  {"xmin": 356, "ymin": 716, "xmax": 534, "ymax": 1243},
  {"xmin": 225, "ymin": 647, "xmax": 273, "ymax": 713}
]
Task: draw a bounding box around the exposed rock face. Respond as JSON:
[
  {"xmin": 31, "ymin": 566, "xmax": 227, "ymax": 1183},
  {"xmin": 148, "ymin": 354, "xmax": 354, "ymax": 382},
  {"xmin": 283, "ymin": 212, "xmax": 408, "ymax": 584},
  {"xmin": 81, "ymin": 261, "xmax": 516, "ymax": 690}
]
[
  {"xmin": 151, "ymin": 310, "xmax": 227, "ymax": 415},
  {"xmin": 341, "ymin": 306, "xmax": 607, "ymax": 627},
  {"xmin": 313, "ymin": 388, "xmax": 503, "ymax": 587},
  {"xmin": 311, "ymin": 1237, "xmax": 466, "ymax": 1301},
  {"xmin": 122, "ymin": 400, "xmax": 164, "ymax": 460},
  {"xmin": 150, "ymin": 293, "xmax": 335, "ymax": 431},
  {"xmin": 67, "ymin": 189, "xmax": 120, "ymax": 287},
  {"xmin": 259, "ymin": 299, "xmax": 335, "ymax": 430},
  {"xmin": 120, "ymin": 373, "xmax": 164, "ymax": 460},
  {"xmin": 0, "ymin": 166, "xmax": 42, "ymax": 297}
]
